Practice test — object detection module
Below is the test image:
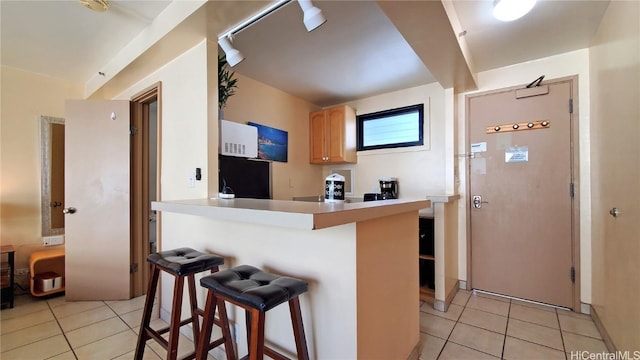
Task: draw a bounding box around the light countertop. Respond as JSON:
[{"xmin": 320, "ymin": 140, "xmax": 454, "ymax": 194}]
[{"xmin": 152, "ymin": 198, "xmax": 431, "ymax": 230}]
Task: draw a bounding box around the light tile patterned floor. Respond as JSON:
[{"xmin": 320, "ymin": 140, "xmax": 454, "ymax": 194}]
[
  {"xmin": 1, "ymin": 289, "xmax": 606, "ymax": 359},
  {"xmin": 0, "ymin": 294, "xmax": 214, "ymax": 360},
  {"xmin": 419, "ymin": 289, "xmax": 608, "ymax": 359}
]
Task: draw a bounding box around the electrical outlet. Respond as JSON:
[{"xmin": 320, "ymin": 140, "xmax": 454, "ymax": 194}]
[
  {"xmin": 15, "ymin": 268, "xmax": 29, "ymax": 276},
  {"xmin": 43, "ymin": 235, "xmax": 64, "ymax": 246}
]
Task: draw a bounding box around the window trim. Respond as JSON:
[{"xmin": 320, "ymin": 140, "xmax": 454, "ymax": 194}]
[{"xmin": 356, "ymin": 104, "xmax": 424, "ymax": 151}]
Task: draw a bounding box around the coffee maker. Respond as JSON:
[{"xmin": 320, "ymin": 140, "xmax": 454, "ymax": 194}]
[{"xmin": 379, "ymin": 178, "xmax": 398, "ymax": 199}]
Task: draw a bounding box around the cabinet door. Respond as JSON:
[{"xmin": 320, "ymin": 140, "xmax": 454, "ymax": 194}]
[
  {"xmin": 309, "ymin": 110, "xmax": 327, "ymax": 163},
  {"xmin": 326, "ymin": 107, "xmax": 346, "ymax": 162}
]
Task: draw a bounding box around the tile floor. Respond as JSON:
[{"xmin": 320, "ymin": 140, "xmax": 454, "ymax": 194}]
[
  {"xmin": 0, "ymin": 293, "xmax": 216, "ymax": 360},
  {"xmin": 419, "ymin": 289, "xmax": 608, "ymax": 359},
  {"xmin": 1, "ymin": 289, "xmax": 607, "ymax": 359}
]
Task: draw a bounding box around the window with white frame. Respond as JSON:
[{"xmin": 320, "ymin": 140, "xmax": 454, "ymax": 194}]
[{"xmin": 356, "ymin": 104, "xmax": 424, "ymax": 151}]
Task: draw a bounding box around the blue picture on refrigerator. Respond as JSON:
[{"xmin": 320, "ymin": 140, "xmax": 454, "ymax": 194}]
[{"xmin": 248, "ymin": 122, "xmax": 288, "ymax": 162}]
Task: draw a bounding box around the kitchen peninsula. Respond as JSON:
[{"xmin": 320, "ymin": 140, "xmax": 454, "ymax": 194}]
[{"xmin": 152, "ymin": 197, "xmax": 430, "ymax": 360}]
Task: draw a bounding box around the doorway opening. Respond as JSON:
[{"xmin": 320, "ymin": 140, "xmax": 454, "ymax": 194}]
[{"xmin": 130, "ymin": 83, "xmax": 161, "ymax": 297}]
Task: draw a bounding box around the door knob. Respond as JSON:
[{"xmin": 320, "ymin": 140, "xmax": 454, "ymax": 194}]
[
  {"xmin": 63, "ymin": 207, "xmax": 77, "ymax": 214},
  {"xmin": 472, "ymin": 195, "xmax": 488, "ymax": 209},
  {"xmin": 609, "ymin": 208, "xmax": 621, "ymax": 218}
]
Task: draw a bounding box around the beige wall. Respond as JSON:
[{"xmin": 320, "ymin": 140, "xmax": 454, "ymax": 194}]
[
  {"xmin": 338, "ymin": 82, "xmax": 449, "ymax": 199},
  {"xmin": 589, "ymin": 0, "xmax": 640, "ymax": 351},
  {"xmin": 0, "ymin": 66, "xmax": 82, "ymax": 274},
  {"xmin": 456, "ymin": 49, "xmax": 593, "ymax": 304},
  {"xmin": 115, "ymin": 41, "xmax": 210, "ymax": 202},
  {"xmin": 220, "ymin": 71, "xmax": 450, "ymax": 202},
  {"xmin": 222, "ymin": 73, "xmax": 323, "ymax": 200}
]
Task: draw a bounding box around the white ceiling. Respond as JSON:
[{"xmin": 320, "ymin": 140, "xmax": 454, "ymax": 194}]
[
  {"xmin": 0, "ymin": 0, "xmax": 610, "ymax": 106},
  {"xmin": 451, "ymin": 0, "xmax": 610, "ymax": 72},
  {"xmin": 0, "ymin": 0, "xmax": 172, "ymax": 82}
]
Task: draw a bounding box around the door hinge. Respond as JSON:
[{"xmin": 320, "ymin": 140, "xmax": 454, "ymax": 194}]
[
  {"xmin": 130, "ymin": 125, "xmax": 138, "ymax": 135},
  {"xmin": 130, "ymin": 263, "xmax": 138, "ymax": 273},
  {"xmin": 570, "ymin": 266, "xmax": 575, "ymax": 283},
  {"xmin": 569, "ymin": 99, "xmax": 574, "ymax": 114},
  {"xmin": 569, "ymin": 183, "xmax": 575, "ymax": 198}
]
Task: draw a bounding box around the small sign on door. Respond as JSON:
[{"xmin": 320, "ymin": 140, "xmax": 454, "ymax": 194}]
[
  {"xmin": 505, "ymin": 146, "xmax": 528, "ymax": 163},
  {"xmin": 471, "ymin": 142, "xmax": 487, "ymax": 153}
]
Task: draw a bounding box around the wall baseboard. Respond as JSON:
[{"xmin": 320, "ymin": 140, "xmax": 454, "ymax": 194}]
[
  {"xmin": 590, "ymin": 305, "xmax": 616, "ymax": 352},
  {"xmin": 580, "ymin": 302, "xmax": 591, "ymax": 315},
  {"xmin": 435, "ymin": 280, "xmax": 460, "ymax": 312},
  {"xmin": 407, "ymin": 340, "xmax": 421, "ymax": 360}
]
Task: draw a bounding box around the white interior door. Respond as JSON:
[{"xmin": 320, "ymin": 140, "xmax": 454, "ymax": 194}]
[{"xmin": 65, "ymin": 99, "xmax": 131, "ymax": 300}]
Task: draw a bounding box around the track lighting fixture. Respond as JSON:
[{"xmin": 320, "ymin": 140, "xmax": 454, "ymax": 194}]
[
  {"xmin": 298, "ymin": 0, "xmax": 327, "ymax": 32},
  {"xmin": 218, "ymin": 35, "xmax": 245, "ymax": 67},
  {"xmin": 217, "ymin": 0, "xmax": 326, "ymax": 66}
]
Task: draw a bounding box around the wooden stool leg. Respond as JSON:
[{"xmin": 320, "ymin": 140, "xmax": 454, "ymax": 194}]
[
  {"xmin": 167, "ymin": 274, "xmax": 185, "ymax": 360},
  {"xmin": 134, "ymin": 264, "xmax": 160, "ymax": 360},
  {"xmin": 196, "ymin": 290, "xmax": 217, "ymax": 360},
  {"xmin": 217, "ymin": 298, "xmax": 236, "ymax": 360},
  {"xmin": 245, "ymin": 309, "xmax": 252, "ymax": 351},
  {"xmin": 187, "ymin": 274, "xmax": 201, "ymax": 347},
  {"xmin": 248, "ymin": 308, "xmax": 265, "ymax": 360},
  {"xmin": 289, "ymin": 297, "xmax": 309, "ymax": 360}
]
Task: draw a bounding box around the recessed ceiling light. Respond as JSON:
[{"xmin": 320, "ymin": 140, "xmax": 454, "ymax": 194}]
[
  {"xmin": 493, "ymin": 0, "xmax": 536, "ymax": 22},
  {"xmin": 79, "ymin": 0, "xmax": 110, "ymax": 13}
]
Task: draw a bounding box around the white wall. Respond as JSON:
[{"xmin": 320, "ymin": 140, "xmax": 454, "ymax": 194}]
[
  {"xmin": 456, "ymin": 49, "xmax": 592, "ymax": 304},
  {"xmin": 336, "ymin": 82, "xmax": 449, "ymax": 199}
]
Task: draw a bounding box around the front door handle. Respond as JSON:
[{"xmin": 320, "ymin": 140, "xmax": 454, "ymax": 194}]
[
  {"xmin": 472, "ymin": 195, "xmax": 488, "ymax": 209},
  {"xmin": 63, "ymin": 207, "xmax": 76, "ymax": 214}
]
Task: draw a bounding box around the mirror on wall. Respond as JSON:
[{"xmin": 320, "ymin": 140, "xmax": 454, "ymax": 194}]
[{"xmin": 40, "ymin": 115, "xmax": 65, "ymax": 236}]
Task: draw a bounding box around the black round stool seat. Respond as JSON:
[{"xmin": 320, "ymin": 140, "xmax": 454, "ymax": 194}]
[
  {"xmin": 148, "ymin": 247, "xmax": 224, "ymax": 276},
  {"xmin": 200, "ymin": 265, "xmax": 308, "ymax": 312},
  {"xmin": 135, "ymin": 247, "xmax": 232, "ymax": 360},
  {"xmin": 196, "ymin": 265, "xmax": 309, "ymax": 360}
]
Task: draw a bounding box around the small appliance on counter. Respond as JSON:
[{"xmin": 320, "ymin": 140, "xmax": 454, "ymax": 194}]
[
  {"xmin": 363, "ymin": 178, "xmax": 398, "ymax": 201},
  {"xmin": 379, "ymin": 177, "xmax": 398, "ymax": 199},
  {"xmin": 363, "ymin": 193, "xmax": 383, "ymax": 201},
  {"xmin": 325, "ymin": 173, "xmax": 346, "ymax": 203}
]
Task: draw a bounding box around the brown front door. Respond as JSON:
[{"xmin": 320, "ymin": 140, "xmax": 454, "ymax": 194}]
[
  {"xmin": 468, "ymin": 79, "xmax": 576, "ymax": 308},
  {"xmin": 65, "ymin": 100, "xmax": 131, "ymax": 300}
]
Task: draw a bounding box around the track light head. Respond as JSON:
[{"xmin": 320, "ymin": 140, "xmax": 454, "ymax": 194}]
[
  {"xmin": 218, "ymin": 36, "xmax": 245, "ymax": 67},
  {"xmin": 298, "ymin": 0, "xmax": 326, "ymax": 32}
]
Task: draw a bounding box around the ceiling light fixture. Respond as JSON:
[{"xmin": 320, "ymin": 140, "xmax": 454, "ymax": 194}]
[
  {"xmin": 298, "ymin": 0, "xmax": 327, "ymax": 32},
  {"xmin": 217, "ymin": 0, "xmax": 326, "ymax": 67},
  {"xmin": 79, "ymin": 0, "xmax": 110, "ymax": 12},
  {"xmin": 493, "ymin": 0, "xmax": 536, "ymax": 22},
  {"xmin": 218, "ymin": 36, "xmax": 245, "ymax": 67}
]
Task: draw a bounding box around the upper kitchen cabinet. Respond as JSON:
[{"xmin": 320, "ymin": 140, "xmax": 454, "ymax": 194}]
[{"xmin": 309, "ymin": 105, "xmax": 357, "ymax": 164}]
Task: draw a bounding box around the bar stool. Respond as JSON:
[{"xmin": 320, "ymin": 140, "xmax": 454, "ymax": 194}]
[
  {"xmin": 196, "ymin": 265, "xmax": 309, "ymax": 360},
  {"xmin": 134, "ymin": 247, "xmax": 234, "ymax": 360}
]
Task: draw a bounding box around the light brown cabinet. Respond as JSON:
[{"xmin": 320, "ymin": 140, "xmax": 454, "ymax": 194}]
[{"xmin": 309, "ymin": 105, "xmax": 357, "ymax": 164}]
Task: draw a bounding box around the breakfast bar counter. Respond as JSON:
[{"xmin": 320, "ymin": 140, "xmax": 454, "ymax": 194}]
[
  {"xmin": 152, "ymin": 197, "xmax": 431, "ymax": 230},
  {"xmin": 152, "ymin": 197, "xmax": 430, "ymax": 359}
]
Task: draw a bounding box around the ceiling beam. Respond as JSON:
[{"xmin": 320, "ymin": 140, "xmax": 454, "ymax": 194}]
[{"xmin": 377, "ymin": 0, "xmax": 477, "ymax": 92}]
